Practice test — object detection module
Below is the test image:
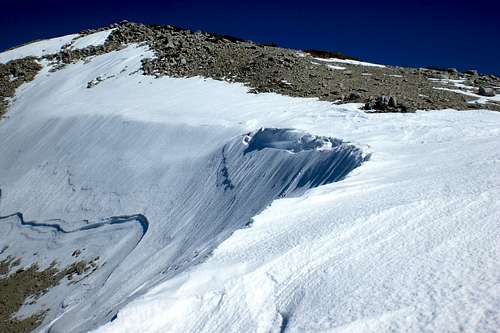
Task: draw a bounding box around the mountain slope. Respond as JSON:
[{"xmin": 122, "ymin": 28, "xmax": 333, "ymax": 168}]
[
  {"xmin": 0, "ymin": 23, "xmax": 499, "ymax": 333},
  {"xmin": 2, "ymin": 21, "xmax": 500, "ymax": 116}
]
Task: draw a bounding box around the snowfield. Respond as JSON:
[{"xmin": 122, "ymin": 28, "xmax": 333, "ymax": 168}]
[
  {"xmin": 0, "ymin": 34, "xmax": 78, "ymax": 64},
  {"xmin": 0, "ymin": 43, "xmax": 499, "ymax": 333},
  {"xmin": 69, "ymin": 29, "xmax": 115, "ymax": 50},
  {"xmin": 0, "ymin": 29, "xmax": 114, "ymax": 64}
]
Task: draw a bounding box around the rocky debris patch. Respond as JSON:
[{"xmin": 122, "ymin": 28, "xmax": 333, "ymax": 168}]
[
  {"xmin": 86, "ymin": 74, "xmax": 116, "ymax": 89},
  {"xmin": 478, "ymin": 86, "xmax": 496, "ymax": 97},
  {"xmin": 0, "ymin": 58, "xmax": 42, "ymax": 117},
  {"xmin": 364, "ymin": 95, "xmax": 409, "ymax": 113},
  {"xmin": 465, "ymin": 69, "xmax": 479, "ymax": 76},
  {"xmin": 303, "ymin": 49, "xmax": 359, "ymax": 61},
  {"xmin": 66, "ymin": 256, "xmax": 100, "ymax": 282},
  {"xmin": 116, "ymin": 22, "xmax": 500, "ymax": 112},
  {"xmin": 2, "ymin": 20, "xmax": 500, "ymax": 113},
  {"xmin": 0, "ymin": 256, "xmax": 94, "ymax": 333}
]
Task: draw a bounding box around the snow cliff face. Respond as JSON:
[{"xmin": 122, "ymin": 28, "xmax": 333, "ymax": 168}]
[{"xmin": 0, "ymin": 36, "xmax": 499, "ymax": 333}]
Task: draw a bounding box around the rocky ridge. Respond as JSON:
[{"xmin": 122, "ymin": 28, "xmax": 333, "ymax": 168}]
[{"xmin": 1, "ymin": 20, "xmax": 500, "ymax": 117}]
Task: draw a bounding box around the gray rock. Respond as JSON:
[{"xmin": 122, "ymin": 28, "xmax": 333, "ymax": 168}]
[
  {"xmin": 438, "ymin": 72, "xmax": 450, "ymax": 79},
  {"xmin": 363, "ymin": 95, "xmax": 410, "ymax": 112},
  {"xmin": 465, "ymin": 70, "xmax": 479, "ymax": 76},
  {"xmin": 346, "ymin": 92, "xmax": 361, "ymax": 101},
  {"xmin": 379, "ymin": 95, "xmax": 390, "ymax": 106},
  {"xmin": 165, "ymin": 37, "xmax": 175, "ymax": 49},
  {"xmin": 478, "ymin": 86, "xmax": 495, "ymax": 97}
]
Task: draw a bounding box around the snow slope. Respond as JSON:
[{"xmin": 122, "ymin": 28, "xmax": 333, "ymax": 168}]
[
  {"xmin": 0, "ymin": 212, "xmax": 147, "ymax": 323},
  {"xmin": 70, "ymin": 29, "xmax": 115, "ymax": 50},
  {"xmin": 0, "ymin": 43, "xmax": 499, "ymax": 333},
  {"xmin": 0, "ymin": 29, "xmax": 113, "ymax": 64},
  {"xmin": 0, "ymin": 34, "xmax": 78, "ymax": 63}
]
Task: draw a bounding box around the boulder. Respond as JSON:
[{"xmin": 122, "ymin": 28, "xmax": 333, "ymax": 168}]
[
  {"xmin": 379, "ymin": 95, "xmax": 390, "ymax": 106},
  {"xmin": 164, "ymin": 36, "xmax": 175, "ymax": 49},
  {"xmin": 363, "ymin": 95, "xmax": 409, "ymax": 112},
  {"xmin": 388, "ymin": 96, "xmax": 397, "ymax": 108},
  {"xmin": 346, "ymin": 92, "xmax": 361, "ymax": 101},
  {"xmin": 437, "ymin": 72, "xmax": 450, "ymax": 80},
  {"xmin": 478, "ymin": 86, "xmax": 495, "ymax": 97}
]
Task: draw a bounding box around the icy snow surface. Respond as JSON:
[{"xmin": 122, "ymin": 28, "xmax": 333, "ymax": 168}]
[
  {"xmin": 0, "ymin": 44, "xmax": 499, "ymax": 333},
  {"xmin": 70, "ymin": 29, "xmax": 115, "ymax": 50},
  {"xmin": 0, "ymin": 34, "xmax": 78, "ymax": 64}
]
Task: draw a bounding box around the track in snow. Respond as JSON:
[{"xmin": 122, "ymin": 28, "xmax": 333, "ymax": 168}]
[{"xmin": 0, "ymin": 212, "xmax": 149, "ymax": 235}]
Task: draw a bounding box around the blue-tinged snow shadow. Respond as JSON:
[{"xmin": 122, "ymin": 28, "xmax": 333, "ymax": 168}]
[{"xmin": 242, "ymin": 128, "xmax": 367, "ymax": 195}]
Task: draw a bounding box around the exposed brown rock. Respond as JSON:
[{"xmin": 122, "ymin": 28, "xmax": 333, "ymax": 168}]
[{"xmin": 0, "ymin": 257, "xmax": 93, "ymax": 333}]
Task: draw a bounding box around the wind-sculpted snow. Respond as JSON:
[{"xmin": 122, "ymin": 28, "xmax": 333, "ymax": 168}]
[
  {"xmin": 244, "ymin": 128, "xmax": 342, "ymax": 153},
  {"xmin": 241, "ymin": 128, "xmax": 366, "ymax": 195},
  {"xmin": 244, "ymin": 128, "xmax": 368, "ymax": 191},
  {"xmin": 0, "ymin": 212, "xmax": 148, "ymax": 332},
  {"xmin": 0, "ymin": 117, "xmax": 365, "ymax": 332},
  {"xmin": 162, "ymin": 128, "xmax": 365, "ymax": 272}
]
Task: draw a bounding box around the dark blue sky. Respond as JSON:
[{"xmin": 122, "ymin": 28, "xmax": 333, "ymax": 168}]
[{"xmin": 1, "ymin": 0, "xmax": 499, "ymax": 74}]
